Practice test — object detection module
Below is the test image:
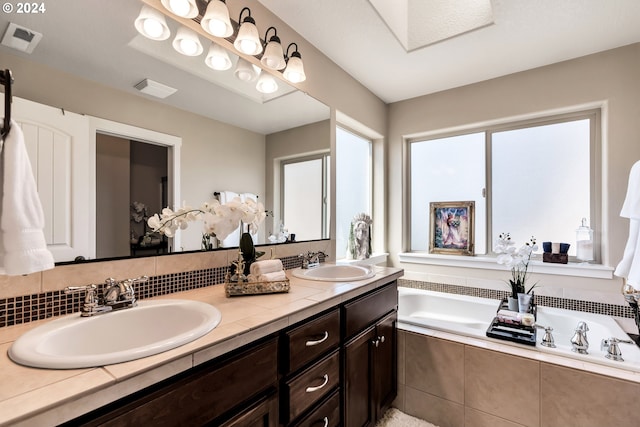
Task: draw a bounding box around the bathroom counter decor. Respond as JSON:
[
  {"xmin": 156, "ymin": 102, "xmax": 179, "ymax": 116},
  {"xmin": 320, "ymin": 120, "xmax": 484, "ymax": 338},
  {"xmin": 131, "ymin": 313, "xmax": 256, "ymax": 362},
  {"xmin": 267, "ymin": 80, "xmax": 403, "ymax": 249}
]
[
  {"xmin": 224, "ymin": 277, "xmax": 290, "ymax": 297},
  {"xmin": 486, "ymin": 298, "xmax": 537, "ymax": 346}
]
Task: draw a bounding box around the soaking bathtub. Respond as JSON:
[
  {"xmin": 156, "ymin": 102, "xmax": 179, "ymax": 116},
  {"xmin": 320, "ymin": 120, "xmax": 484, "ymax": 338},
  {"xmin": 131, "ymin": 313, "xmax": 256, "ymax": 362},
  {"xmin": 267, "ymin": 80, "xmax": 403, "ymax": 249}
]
[{"xmin": 398, "ymin": 287, "xmax": 640, "ymax": 372}]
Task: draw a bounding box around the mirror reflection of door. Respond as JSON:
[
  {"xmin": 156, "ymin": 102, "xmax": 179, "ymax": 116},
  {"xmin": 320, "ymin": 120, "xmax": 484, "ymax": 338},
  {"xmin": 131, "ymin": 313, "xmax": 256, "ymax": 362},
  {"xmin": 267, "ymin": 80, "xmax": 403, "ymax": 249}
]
[{"xmin": 96, "ymin": 134, "xmax": 168, "ymax": 258}]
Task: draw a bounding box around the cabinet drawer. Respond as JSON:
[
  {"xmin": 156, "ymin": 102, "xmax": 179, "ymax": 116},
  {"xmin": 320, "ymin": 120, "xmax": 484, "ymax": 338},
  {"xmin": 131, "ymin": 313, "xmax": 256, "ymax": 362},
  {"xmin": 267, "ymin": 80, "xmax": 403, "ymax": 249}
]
[
  {"xmin": 85, "ymin": 338, "xmax": 279, "ymax": 427},
  {"xmin": 343, "ymin": 281, "xmax": 398, "ymax": 339},
  {"xmin": 292, "ymin": 389, "xmax": 340, "ymax": 427},
  {"xmin": 285, "ymin": 350, "xmax": 340, "ymax": 423},
  {"xmin": 285, "ymin": 308, "xmax": 340, "ymax": 373}
]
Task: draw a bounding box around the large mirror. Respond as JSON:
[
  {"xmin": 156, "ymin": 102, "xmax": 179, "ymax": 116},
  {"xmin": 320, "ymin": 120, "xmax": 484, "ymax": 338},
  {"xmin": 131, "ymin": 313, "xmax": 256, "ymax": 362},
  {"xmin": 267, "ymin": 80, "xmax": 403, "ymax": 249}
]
[{"xmin": 0, "ymin": 0, "xmax": 330, "ymax": 262}]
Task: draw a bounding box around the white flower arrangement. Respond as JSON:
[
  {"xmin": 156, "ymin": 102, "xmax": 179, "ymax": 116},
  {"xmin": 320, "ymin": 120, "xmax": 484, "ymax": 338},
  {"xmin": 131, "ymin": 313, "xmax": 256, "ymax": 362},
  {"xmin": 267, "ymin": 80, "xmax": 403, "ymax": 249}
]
[
  {"xmin": 494, "ymin": 232, "xmax": 538, "ymax": 297},
  {"xmin": 147, "ymin": 197, "xmax": 266, "ymax": 242}
]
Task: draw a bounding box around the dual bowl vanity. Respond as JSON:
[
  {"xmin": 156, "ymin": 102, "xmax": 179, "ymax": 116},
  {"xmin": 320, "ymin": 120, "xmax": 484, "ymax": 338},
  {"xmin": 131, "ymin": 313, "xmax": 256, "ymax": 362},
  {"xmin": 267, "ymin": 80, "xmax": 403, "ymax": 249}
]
[{"xmin": 0, "ymin": 264, "xmax": 402, "ymax": 427}]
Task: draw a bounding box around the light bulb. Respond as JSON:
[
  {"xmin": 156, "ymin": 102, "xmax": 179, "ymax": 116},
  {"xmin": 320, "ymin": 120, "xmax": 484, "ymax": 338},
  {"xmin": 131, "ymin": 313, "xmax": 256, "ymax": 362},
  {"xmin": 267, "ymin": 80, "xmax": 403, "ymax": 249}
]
[
  {"xmin": 142, "ymin": 19, "xmax": 164, "ymax": 39},
  {"xmin": 135, "ymin": 5, "xmax": 170, "ymax": 41},
  {"xmin": 239, "ymin": 39, "xmax": 258, "ymax": 55},
  {"xmin": 180, "ymin": 39, "xmax": 198, "ymax": 56},
  {"xmin": 169, "ymin": 0, "xmax": 190, "ymax": 16}
]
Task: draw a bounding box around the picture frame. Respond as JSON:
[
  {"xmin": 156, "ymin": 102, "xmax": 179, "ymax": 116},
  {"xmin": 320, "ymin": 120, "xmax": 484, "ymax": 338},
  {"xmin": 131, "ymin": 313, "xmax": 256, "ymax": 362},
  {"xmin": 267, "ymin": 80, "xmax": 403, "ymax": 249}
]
[{"xmin": 429, "ymin": 201, "xmax": 475, "ymax": 256}]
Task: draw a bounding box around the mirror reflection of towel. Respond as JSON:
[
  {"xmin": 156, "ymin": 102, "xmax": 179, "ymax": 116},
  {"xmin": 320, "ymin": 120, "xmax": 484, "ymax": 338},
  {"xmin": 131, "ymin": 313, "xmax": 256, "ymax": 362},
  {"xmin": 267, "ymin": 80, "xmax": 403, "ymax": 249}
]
[
  {"xmin": 218, "ymin": 191, "xmax": 240, "ymax": 247},
  {"xmin": 615, "ymin": 160, "xmax": 640, "ymax": 287}
]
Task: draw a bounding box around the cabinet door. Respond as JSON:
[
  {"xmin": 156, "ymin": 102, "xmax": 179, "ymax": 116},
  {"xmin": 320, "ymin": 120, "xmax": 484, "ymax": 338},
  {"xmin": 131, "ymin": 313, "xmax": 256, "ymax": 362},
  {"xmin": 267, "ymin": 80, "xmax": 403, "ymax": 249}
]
[
  {"xmin": 219, "ymin": 393, "xmax": 278, "ymax": 427},
  {"xmin": 343, "ymin": 325, "xmax": 376, "ymax": 427},
  {"xmin": 373, "ymin": 311, "xmax": 397, "ymax": 420}
]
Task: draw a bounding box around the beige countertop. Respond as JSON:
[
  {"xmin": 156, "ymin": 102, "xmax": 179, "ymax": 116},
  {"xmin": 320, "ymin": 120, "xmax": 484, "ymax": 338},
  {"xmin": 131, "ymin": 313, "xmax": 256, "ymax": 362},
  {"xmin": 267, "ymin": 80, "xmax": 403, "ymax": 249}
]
[{"xmin": 0, "ymin": 266, "xmax": 403, "ymax": 427}]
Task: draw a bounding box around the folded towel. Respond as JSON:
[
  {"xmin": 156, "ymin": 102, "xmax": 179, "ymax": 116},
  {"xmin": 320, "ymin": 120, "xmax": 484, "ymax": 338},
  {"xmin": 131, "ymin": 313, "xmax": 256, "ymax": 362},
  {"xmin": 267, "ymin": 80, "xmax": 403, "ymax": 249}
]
[
  {"xmin": 257, "ymin": 271, "xmax": 287, "ymax": 282},
  {"xmin": 250, "ymin": 259, "xmax": 283, "ymax": 276},
  {"xmin": 0, "ymin": 120, "xmax": 55, "ymax": 275}
]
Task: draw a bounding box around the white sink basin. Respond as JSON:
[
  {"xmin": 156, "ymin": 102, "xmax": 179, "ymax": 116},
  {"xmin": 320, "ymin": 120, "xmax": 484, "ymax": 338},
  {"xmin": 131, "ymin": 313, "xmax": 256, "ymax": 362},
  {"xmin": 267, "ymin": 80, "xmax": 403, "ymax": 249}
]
[
  {"xmin": 291, "ymin": 264, "xmax": 375, "ymax": 282},
  {"xmin": 8, "ymin": 299, "xmax": 222, "ymax": 369}
]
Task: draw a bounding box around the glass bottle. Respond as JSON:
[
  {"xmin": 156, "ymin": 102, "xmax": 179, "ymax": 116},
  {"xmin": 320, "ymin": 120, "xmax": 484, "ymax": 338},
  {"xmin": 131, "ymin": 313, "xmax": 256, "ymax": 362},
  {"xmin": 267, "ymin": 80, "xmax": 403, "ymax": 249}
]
[{"xmin": 576, "ymin": 218, "xmax": 594, "ymax": 263}]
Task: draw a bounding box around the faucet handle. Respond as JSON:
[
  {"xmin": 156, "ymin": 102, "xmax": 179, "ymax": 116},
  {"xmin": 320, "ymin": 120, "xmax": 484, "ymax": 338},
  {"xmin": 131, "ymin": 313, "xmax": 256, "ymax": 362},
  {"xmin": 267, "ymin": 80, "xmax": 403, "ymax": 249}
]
[
  {"xmin": 600, "ymin": 337, "xmax": 632, "ymax": 361},
  {"xmin": 65, "ymin": 285, "xmax": 100, "ymax": 316},
  {"xmin": 536, "ymin": 324, "xmax": 556, "ymax": 348},
  {"xmin": 576, "ymin": 321, "xmax": 589, "ymax": 333}
]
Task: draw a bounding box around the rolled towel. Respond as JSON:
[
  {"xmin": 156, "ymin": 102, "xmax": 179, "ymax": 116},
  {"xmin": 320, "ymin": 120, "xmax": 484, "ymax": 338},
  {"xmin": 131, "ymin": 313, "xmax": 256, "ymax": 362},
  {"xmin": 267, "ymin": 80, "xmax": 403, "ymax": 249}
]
[
  {"xmin": 250, "ymin": 259, "xmax": 283, "ymax": 276},
  {"xmin": 257, "ymin": 271, "xmax": 287, "ymax": 282}
]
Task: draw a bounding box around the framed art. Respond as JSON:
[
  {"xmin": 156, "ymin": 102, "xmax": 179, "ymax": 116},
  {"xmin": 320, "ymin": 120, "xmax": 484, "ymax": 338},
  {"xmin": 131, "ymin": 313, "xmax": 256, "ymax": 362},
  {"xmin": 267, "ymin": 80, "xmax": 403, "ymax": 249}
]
[{"xmin": 429, "ymin": 201, "xmax": 475, "ymax": 255}]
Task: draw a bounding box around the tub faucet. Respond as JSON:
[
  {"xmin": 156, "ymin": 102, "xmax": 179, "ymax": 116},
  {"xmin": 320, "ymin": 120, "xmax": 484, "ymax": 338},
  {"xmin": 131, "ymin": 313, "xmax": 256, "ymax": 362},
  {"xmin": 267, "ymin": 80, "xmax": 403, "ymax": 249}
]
[{"xmin": 570, "ymin": 321, "xmax": 589, "ymax": 354}]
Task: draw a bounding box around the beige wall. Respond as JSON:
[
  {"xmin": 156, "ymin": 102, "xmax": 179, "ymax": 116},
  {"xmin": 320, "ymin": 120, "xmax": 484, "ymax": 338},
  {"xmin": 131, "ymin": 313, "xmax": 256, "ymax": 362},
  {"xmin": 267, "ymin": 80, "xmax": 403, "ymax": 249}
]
[{"xmin": 388, "ymin": 43, "xmax": 640, "ymax": 299}]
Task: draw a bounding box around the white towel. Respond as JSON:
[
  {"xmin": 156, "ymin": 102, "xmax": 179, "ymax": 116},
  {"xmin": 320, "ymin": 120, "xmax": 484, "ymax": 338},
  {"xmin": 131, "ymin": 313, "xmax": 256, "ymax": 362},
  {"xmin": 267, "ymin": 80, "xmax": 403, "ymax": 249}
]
[
  {"xmin": 257, "ymin": 271, "xmax": 287, "ymax": 282},
  {"xmin": 616, "ymin": 160, "xmax": 640, "ymax": 287},
  {"xmin": 250, "ymin": 259, "xmax": 283, "ymax": 276},
  {"xmin": 0, "ymin": 120, "xmax": 54, "ymax": 275}
]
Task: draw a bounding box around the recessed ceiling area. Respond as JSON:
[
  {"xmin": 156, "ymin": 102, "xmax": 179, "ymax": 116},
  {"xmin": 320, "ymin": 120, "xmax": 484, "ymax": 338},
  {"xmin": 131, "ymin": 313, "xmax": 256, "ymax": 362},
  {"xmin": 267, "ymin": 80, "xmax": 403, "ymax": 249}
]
[
  {"xmin": 257, "ymin": 0, "xmax": 640, "ymax": 103},
  {"xmin": 368, "ymin": 0, "xmax": 494, "ymax": 52}
]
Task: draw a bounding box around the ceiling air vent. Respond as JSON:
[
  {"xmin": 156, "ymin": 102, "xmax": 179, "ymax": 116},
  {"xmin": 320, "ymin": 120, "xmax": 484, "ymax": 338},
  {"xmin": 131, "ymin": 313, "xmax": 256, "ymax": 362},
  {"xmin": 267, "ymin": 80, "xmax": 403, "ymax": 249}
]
[
  {"xmin": 134, "ymin": 78, "xmax": 177, "ymax": 99},
  {"xmin": 1, "ymin": 22, "xmax": 42, "ymax": 54}
]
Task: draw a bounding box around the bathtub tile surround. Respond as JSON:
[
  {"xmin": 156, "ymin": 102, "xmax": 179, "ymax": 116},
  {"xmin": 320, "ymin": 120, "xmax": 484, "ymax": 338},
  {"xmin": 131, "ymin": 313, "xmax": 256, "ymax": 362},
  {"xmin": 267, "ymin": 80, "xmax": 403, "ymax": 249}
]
[
  {"xmin": 0, "ymin": 240, "xmax": 331, "ymax": 329},
  {"xmin": 399, "ymin": 279, "xmax": 635, "ymax": 322},
  {"xmin": 396, "ymin": 330, "xmax": 640, "ymax": 427},
  {"xmin": 405, "ymin": 332, "xmax": 464, "ymax": 403}
]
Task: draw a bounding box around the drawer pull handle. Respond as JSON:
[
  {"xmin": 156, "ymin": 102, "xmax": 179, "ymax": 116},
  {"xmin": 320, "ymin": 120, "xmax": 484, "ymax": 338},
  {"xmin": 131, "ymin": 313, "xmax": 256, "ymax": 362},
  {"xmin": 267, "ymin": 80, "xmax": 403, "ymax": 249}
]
[
  {"xmin": 305, "ymin": 374, "xmax": 329, "ymax": 393},
  {"xmin": 321, "ymin": 416, "xmax": 329, "ymax": 427},
  {"xmin": 305, "ymin": 331, "xmax": 329, "ymax": 347}
]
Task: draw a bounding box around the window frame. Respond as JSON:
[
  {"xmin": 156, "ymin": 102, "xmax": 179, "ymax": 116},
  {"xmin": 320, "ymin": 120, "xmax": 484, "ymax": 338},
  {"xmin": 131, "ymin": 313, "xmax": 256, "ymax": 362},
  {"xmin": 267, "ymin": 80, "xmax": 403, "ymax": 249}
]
[
  {"xmin": 280, "ymin": 152, "xmax": 330, "ymax": 240},
  {"xmin": 406, "ymin": 108, "xmax": 602, "ymax": 263}
]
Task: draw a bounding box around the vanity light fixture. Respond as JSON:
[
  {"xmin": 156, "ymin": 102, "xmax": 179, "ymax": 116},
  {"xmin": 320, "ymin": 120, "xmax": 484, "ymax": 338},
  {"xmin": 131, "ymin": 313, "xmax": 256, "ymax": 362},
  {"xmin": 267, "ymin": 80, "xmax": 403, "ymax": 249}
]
[
  {"xmin": 234, "ymin": 57, "xmax": 259, "ymax": 82},
  {"xmin": 260, "ymin": 27, "xmax": 286, "ymax": 70},
  {"xmin": 233, "ymin": 7, "xmax": 263, "ymax": 56},
  {"xmin": 205, "ymin": 42, "xmax": 232, "ymax": 70},
  {"xmin": 255, "ymin": 71, "xmax": 278, "ymax": 94},
  {"xmin": 135, "ymin": 5, "xmax": 171, "ymax": 41},
  {"xmin": 201, "ymin": 0, "xmax": 233, "ymax": 38},
  {"xmin": 160, "ymin": 0, "xmax": 198, "ymax": 19},
  {"xmin": 283, "ymin": 42, "xmax": 306, "ymax": 83},
  {"xmin": 172, "ymin": 26, "xmax": 203, "ymax": 56}
]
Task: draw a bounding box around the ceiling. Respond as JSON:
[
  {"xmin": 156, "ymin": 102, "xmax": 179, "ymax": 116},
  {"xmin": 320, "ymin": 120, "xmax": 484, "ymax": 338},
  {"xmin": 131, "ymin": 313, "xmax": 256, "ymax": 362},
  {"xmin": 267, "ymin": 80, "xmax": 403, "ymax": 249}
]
[
  {"xmin": 257, "ymin": 0, "xmax": 640, "ymax": 103},
  {"xmin": 1, "ymin": 0, "xmax": 639, "ymax": 133}
]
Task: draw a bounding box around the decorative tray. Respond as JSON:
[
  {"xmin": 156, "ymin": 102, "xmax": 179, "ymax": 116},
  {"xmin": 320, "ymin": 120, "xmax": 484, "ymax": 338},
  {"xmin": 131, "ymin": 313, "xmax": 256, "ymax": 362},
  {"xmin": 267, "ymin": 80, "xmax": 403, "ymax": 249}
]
[
  {"xmin": 224, "ymin": 278, "xmax": 290, "ymax": 297},
  {"xmin": 485, "ymin": 298, "xmax": 537, "ymax": 346}
]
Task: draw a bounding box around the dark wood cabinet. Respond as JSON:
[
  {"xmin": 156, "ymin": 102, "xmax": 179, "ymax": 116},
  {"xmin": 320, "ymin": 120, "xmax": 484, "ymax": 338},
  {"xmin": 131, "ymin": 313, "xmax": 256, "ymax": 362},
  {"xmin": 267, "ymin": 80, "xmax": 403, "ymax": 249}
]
[
  {"xmin": 219, "ymin": 393, "xmax": 279, "ymax": 427},
  {"xmin": 66, "ymin": 337, "xmax": 279, "ymax": 427},
  {"xmin": 343, "ymin": 282, "xmax": 398, "ymax": 427},
  {"xmin": 64, "ymin": 278, "xmax": 399, "ymax": 427}
]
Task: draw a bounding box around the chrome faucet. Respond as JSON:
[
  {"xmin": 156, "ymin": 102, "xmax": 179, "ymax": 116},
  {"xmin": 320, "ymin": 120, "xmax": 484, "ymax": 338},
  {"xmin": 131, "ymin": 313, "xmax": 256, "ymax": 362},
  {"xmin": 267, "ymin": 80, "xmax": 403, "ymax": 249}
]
[
  {"xmin": 570, "ymin": 321, "xmax": 590, "ymax": 354},
  {"xmin": 65, "ymin": 276, "xmax": 148, "ymax": 317},
  {"xmin": 601, "ymin": 337, "xmax": 634, "ymax": 362},
  {"xmin": 299, "ymin": 251, "xmax": 328, "ymax": 269}
]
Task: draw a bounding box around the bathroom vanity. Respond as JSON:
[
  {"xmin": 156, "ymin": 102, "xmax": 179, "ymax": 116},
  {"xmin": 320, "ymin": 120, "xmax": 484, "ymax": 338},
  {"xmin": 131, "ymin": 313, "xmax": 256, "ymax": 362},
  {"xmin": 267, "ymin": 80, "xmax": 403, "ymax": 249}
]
[{"xmin": 0, "ymin": 266, "xmax": 402, "ymax": 427}]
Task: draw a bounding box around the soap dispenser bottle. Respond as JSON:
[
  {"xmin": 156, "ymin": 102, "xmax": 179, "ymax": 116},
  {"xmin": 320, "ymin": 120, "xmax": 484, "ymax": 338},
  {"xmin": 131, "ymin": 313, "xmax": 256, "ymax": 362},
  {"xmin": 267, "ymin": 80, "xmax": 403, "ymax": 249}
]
[{"xmin": 576, "ymin": 218, "xmax": 594, "ymax": 263}]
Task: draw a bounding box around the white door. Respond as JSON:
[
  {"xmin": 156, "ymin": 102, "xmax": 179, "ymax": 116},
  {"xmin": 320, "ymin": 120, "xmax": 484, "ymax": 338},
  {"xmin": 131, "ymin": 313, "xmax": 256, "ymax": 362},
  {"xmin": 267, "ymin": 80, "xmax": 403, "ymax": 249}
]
[{"xmin": 5, "ymin": 95, "xmax": 93, "ymax": 262}]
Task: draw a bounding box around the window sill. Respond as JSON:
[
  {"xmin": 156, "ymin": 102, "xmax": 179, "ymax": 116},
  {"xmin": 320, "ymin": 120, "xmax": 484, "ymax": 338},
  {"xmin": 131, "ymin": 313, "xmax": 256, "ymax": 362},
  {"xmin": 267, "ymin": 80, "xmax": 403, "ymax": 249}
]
[
  {"xmin": 337, "ymin": 253, "xmax": 389, "ymax": 266},
  {"xmin": 398, "ymin": 252, "xmax": 614, "ymax": 280}
]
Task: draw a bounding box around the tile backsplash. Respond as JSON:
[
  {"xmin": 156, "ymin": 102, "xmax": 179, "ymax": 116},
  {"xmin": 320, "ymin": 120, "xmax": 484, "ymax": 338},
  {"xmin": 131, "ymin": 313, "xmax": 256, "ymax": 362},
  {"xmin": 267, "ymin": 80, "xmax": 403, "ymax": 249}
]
[
  {"xmin": 399, "ymin": 279, "xmax": 635, "ymax": 320},
  {"xmin": 0, "ymin": 241, "xmax": 330, "ymax": 329}
]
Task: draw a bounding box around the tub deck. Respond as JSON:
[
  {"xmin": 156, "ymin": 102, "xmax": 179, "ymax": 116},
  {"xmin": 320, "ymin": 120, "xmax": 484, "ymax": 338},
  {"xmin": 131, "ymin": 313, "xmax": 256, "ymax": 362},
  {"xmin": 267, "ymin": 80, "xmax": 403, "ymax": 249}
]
[{"xmin": 398, "ymin": 287, "xmax": 640, "ymax": 373}]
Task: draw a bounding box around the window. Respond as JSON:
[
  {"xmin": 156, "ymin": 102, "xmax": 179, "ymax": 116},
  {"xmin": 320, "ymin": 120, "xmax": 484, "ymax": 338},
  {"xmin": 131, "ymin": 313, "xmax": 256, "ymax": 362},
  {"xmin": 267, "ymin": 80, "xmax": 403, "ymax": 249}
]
[
  {"xmin": 408, "ymin": 110, "xmax": 599, "ymax": 260},
  {"xmin": 336, "ymin": 127, "xmax": 372, "ymax": 259},
  {"xmin": 281, "ymin": 154, "xmax": 330, "ymax": 241}
]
